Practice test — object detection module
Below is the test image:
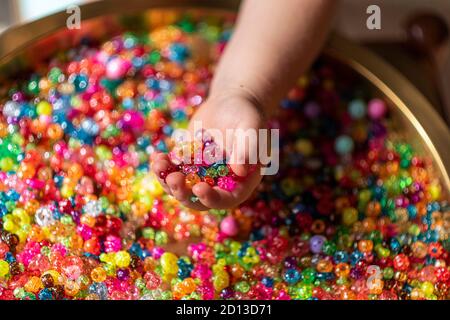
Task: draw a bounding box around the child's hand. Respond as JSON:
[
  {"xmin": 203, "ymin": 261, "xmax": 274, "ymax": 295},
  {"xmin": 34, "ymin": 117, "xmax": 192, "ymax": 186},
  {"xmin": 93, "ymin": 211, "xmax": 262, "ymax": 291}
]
[{"xmin": 151, "ymin": 90, "xmax": 265, "ymax": 210}]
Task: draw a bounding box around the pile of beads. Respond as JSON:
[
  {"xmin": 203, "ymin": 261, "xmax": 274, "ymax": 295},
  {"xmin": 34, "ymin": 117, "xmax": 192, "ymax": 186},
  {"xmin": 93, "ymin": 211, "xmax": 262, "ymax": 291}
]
[
  {"xmin": 0, "ymin": 13, "xmax": 448, "ymax": 300},
  {"xmin": 163, "ymin": 139, "xmax": 240, "ymax": 192}
]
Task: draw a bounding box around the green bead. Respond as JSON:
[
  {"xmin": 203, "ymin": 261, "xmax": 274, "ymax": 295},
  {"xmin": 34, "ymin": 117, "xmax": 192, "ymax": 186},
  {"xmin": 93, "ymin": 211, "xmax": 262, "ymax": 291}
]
[
  {"xmin": 61, "ymin": 215, "xmax": 73, "ymax": 225},
  {"xmin": 48, "ymin": 67, "xmax": 63, "ymax": 84},
  {"xmin": 295, "ymin": 283, "xmax": 313, "ymax": 300},
  {"xmin": 383, "ymin": 267, "xmax": 394, "ymax": 280},
  {"xmin": 206, "ymin": 167, "xmax": 218, "ymax": 178},
  {"xmin": 142, "ymin": 227, "xmax": 155, "ymax": 240},
  {"xmin": 148, "ymin": 51, "xmax": 161, "ymax": 64},
  {"xmin": 27, "ymin": 79, "xmax": 40, "ymax": 95},
  {"xmin": 155, "ymin": 231, "xmax": 168, "ymax": 245},
  {"xmin": 322, "ymin": 241, "xmax": 336, "ymax": 255},
  {"xmin": 301, "ymin": 268, "xmax": 316, "ymax": 284},
  {"xmin": 235, "ymin": 281, "xmax": 250, "ymax": 293},
  {"xmin": 216, "ymin": 165, "xmax": 229, "ymax": 177}
]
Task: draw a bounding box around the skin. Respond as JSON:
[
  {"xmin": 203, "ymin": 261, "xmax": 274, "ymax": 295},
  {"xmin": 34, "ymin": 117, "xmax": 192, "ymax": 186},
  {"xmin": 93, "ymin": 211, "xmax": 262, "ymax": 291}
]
[{"xmin": 152, "ymin": 0, "xmax": 338, "ymax": 210}]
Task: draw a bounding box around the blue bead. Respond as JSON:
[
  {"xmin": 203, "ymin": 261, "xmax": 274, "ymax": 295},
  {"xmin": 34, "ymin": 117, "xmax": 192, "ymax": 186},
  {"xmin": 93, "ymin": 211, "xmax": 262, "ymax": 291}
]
[
  {"xmin": 335, "ymin": 135, "xmax": 354, "ymax": 155},
  {"xmin": 283, "ymin": 268, "xmax": 301, "ymax": 284},
  {"xmin": 162, "ymin": 125, "xmax": 174, "ymax": 136},
  {"xmin": 333, "ymin": 251, "xmax": 349, "ymax": 263},
  {"xmin": 141, "ymin": 250, "xmax": 152, "ymax": 259},
  {"xmin": 262, "ymin": 277, "xmax": 274, "ymax": 288},
  {"xmin": 390, "ymin": 238, "xmax": 401, "ymax": 253},
  {"xmin": 71, "ymin": 73, "xmax": 89, "ymax": 93},
  {"xmin": 407, "ymin": 204, "xmax": 417, "ymax": 219},
  {"xmin": 168, "ymin": 43, "xmax": 190, "ymax": 63},
  {"xmin": 38, "ymin": 288, "xmax": 53, "ymax": 300},
  {"xmin": 132, "ymin": 56, "xmax": 144, "ymax": 68},
  {"xmin": 6, "ymin": 190, "xmax": 20, "ymax": 201},
  {"xmin": 122, "ymin": 98, "xmax": 134, "ymax": 109},
  {"xmin": 348, "ymin": 99, "xmax": 366, "ymax": 119},
  {"xmin": 5, "ymin": 252, "xmax": 16, "ymax": 263},
  {"xmin": 158, "ymin": 80, "xmax": 172, "ymax": 91},
  {"xmin": 146, "ymin": 78, "xmax": 159, "ymax": 90},
  {"xmin": 350, "ymin": 250, "xmax": 363, "ymax": 265},
  {"xmin": 54, "ymin": 175, "xmax": 64, "ymax": 188}
]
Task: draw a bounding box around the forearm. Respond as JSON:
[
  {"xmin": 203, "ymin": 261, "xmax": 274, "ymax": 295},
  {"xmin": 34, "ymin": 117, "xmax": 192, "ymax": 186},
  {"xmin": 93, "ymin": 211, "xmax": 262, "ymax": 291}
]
[{"xmin": 210, "ymin": 0, "xmax": 338, "ymax": 116}]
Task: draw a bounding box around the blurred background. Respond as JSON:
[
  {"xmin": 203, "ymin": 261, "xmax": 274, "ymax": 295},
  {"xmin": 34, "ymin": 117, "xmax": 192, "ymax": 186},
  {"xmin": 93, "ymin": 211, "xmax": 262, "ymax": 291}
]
[{"xmin": 0, "ymin": 0, "xmax": 449, "ymax": 125}]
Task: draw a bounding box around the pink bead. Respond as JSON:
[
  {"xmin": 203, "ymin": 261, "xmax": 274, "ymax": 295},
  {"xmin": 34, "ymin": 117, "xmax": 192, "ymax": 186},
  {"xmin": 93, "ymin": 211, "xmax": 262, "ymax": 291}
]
[
  {"xmin": 104, "ymin": 235, "xmax": 122, "ymax": 252},
  {"xmin": 367, "ymin": 98, "xmax": 386, "ymax": 119},
  {"xmin": 217, "ymin": 176, "xmax": 237, "ymax": 192},
  {"xmin": 220, "ymin": 216, "xmax": 238, "ymax": 237},
  {"xmin": 106, "ymin": 57, "xmax": 131, "ymax": 79},
  {"xmin": 121, "ymin": 110, "xmax": 144, "ymax": 129},
  {"xmin": 77, "ymin": 224, "xmax": 93, "ymax": 240}
]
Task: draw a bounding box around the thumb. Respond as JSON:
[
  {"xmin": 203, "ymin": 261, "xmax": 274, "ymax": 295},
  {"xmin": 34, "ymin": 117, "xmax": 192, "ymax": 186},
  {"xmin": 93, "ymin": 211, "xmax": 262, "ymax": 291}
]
[{"xmin": 228, "ymin": 129, "xmax": 259, "ymax": 177}]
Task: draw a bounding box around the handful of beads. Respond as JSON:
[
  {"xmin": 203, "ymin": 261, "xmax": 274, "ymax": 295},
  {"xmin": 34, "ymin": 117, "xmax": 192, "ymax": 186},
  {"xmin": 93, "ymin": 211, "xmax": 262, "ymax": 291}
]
[{"xmin": 161, "ymin": 135, "xmax": 242, "ymax": 192}]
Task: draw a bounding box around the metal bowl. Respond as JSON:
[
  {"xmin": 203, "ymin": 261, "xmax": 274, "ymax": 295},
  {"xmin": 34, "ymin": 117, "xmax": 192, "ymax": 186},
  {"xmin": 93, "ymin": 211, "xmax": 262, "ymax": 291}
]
[{"xmin": 0, "ymin": 0, "xmax": 449, "ymax": 195}]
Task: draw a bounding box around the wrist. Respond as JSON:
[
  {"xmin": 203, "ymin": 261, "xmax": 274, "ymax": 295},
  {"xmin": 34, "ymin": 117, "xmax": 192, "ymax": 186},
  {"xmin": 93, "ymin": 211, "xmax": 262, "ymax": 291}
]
[{"xmin": 208, "ymin": 85, "xmax": 270, "ymax": 119}]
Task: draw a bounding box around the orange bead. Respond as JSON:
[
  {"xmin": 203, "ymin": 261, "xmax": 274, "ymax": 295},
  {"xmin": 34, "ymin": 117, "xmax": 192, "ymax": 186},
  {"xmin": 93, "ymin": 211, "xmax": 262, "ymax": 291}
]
[
  {"xmin": 0, "ymin": 122, "xmax": 8, "ymax": 137},
  {"xmin": 47, "ymin": 123, "xmax": 64, "ymax": 140},
  {"xmin": 28, "ymin": 225, "xmax": 45, "ymax": 242},
  {"xmin": 365, "ymin": 201, "xmax": 381, "ymax": 217},
  {"xmin": 18, "ymin": 162, "xmax": 36, "ymax": 179},
  {"xmin": 185, "ymin": 173, "xmax": 200, "ymax": 189},
  {"xmin": 67, "ymin": 163, "xmax": 84, "ymax": 181},
  {"xmin": 335, "ymin": 263, "xmax": 350, "ymax": 278},
  {"xmin": 64, "ymin": 280, "xmax": 80, "ymax": 296},
  {"xmin": 316, "ymin": 259, "xmax": 333, "ymax": 273},
  {"xmin": 180, "ymin": 278, "xmax": 196, "ymax": 294},
  {"xmin": 91, "ymin": 267, "xmax": 107, "ymax": 282},
  {"xmin": 358, "ymin": 240, "xmax": 374, "ymax": 253},
  {"xmin": 311, "ymin": 220, "xmax": 326, "ymax": 234},
  {"xmin": 24, "ymin": 276, "xmax": 43, "ymax": 293},
  {"xmin": 80, "ymin": 214, "xmax": 96, "ymax": 228}
]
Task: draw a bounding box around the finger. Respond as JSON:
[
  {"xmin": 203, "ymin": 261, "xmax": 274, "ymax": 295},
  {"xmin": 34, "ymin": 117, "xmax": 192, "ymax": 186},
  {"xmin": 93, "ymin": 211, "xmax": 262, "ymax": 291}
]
[
  {"xmin": 166, "ymin": 172, "xmax": 191, "ymax": 202},
  {"xmin": 151, "ymin": 159, "xmax": 172, "ymax": 194},
  {"xmin": 151, "ymin": 151, "xmax": 167, "ymax": 163},
  {"xmin": 229, "ymin": 130, "xmax": 259, "ymax": 178},
  {"xmin": 177, "ymin": 199, "xmax": 210, "ymax": 211},
  {"xmin": 193, "ymin": 182, "xmax": 236, "ymax": 209}
]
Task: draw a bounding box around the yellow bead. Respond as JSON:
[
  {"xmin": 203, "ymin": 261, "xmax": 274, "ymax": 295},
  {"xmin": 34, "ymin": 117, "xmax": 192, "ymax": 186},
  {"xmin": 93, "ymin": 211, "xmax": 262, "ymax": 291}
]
[
  {"xmin": 295, "ymin": 139, "xmax": 314, "ymax": 156},
  {"xmin": 3, "ymin": 218, "xmax": 16, "ymax": 232},
  {"xmin": 160, "ymin": 252, "xmax": 178, "ymax": 275},
  {"xmin": 421, "ymin": 281, "xmax": 435, "ymax": 296},
  {"xmin": 36, "ymin": 101, "xmax": 53, "ymax": 116},
  {"xmin": 43, "ymin": 270, "xmax": 63, "ymax": 285},
  {"xmin": 61, "ymin": 184, "xmax": 74, "ymax": 198},
  {"xmin": 342, "ymin": 207, "xmax": 358, "ymax": 226},
  {"xmin": 13, "ymin": 208, "xmax": 30, "ymax": 225},
  {"xmin": 213, "ymin": 271, "xmax": 229, "ymax": 292},
  {"xmin": 429, "ymin": 183, "xmax": 441, "ymax": 201},
  {"xmin": 114, "ymin": 251, "xmax": 131, "ymax": 268},
  {"xmin": 0, "ymin": 260, "xmax": 9, "ymax": 277},
  {"xmin": 0, "ymin": 157, "xmax": 14, "ymax": 171}
]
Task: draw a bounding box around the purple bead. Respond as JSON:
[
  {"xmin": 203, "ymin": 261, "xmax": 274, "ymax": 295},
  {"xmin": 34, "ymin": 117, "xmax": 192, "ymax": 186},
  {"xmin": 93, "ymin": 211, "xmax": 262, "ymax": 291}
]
[
  {"xmin": 284, "ymin": 256, "xmax": 298, "ymax": 268},
  {"xmin": 220, "ymin": 287, "xmax": 234, "ymax": 299},
  {"xmin": 310, "ymin": 235, "xmax": 326, "ymax": 254},
  {"xmin": 117, "ymin": 268, "xmax": 130, "ymax": 280},
  {"xmin": 304, "ymin": 101, "xmax": 320, "ymax": 118}
]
